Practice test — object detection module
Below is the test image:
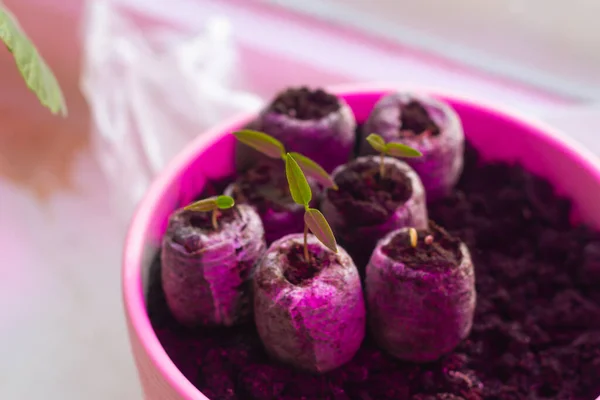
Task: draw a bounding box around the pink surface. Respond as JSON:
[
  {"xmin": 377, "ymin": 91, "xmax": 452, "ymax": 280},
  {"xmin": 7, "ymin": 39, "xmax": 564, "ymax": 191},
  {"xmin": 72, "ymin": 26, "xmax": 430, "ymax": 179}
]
[
  {"xmin": 228, "ymin": 0, "xmax": 575, "ymax": 103},
  {"xmin": 122, "ymin": 84, "xmax": 600, "ymax": 400}
]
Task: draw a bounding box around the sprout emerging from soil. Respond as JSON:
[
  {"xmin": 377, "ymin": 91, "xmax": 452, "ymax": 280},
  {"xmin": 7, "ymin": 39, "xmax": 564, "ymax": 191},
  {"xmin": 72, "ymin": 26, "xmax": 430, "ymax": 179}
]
[
  {"xmin": 234, "ymin": 129, "xmax": 337, "ymax": 190},
  {"xmin": 408, "ymin": 227, "xmax": 418, "ymax": 247},
  {"xmin": 234, "ymin": 130, "xmax": 338, "ymax": 255},
  {"xmin": 251, "ymin": 156, "xmax": 365, "ymax": 373},
  {"xmin": 161, "ymin": 196, "xmax": 266, "ymax": 327},
  {"xmin": 365, "ymin": 221, "xmax": 476, "ymax": 362},
  {"xmin": 283, "ymin": 152, "xmax": 338, "ymax": 260},
  {"xmin": 223, "ymin": 161, "xmax": 323, "ymax": 245},
  {"xmin": 184, "ymin": 195, "xmax": 235, "ymax": 229},
  {"xmin": 366, "ymin": 133, "xmax": 422, "ymax": 178},
  {"xmin": 360, "ymin": 93, "xmax": 465, "ymax": 200},
  {"xmin": 321, "ymin": 156, "xmax": 429, "ymax": 270},
  {"xmin": 229, "ymin": 130, "xmax": 333, "ymax": 244}
]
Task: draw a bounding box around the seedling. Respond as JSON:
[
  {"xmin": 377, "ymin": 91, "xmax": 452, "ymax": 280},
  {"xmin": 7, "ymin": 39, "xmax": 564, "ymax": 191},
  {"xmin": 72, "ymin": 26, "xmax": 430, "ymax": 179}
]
[
  {"xmin": 184, "ymin": 195, "xmax": 235, "ymax": 229},
  {"xmin": 408, "ymin": 227, "xmax": 418, "ymax": 248},
  {"xmin": 366, "ymin": 133, "xmax": 422, "ymax": 178},
  {"xmin": 284, "ymin": 152, "xmax": 337, "ymax": 262},
  {"xmin": 234, "ymin": 129, "xmax": 338, "ymax": 190}
]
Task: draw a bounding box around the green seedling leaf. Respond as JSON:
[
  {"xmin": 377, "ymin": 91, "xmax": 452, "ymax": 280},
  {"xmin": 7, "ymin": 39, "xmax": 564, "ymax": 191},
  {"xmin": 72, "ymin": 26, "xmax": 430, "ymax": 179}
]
[
  {"xmin": 285, "ymin": 153, "xmax": 312, "ymax": 206},
  {"xmin": 366, "ymin": 133, "xmax": 386, "ymax": 153},
  {"xmin": 233, "ymin": 129, "xmax": 285, "ymax": 159},
  {"xmin": 0, "ymin": 6, "xmax": 67, "ymax": 117},
  {"xmin": 184, "ymin": 197, "xmax": 220, "ymax": 212},
  {"xmin": 305, "ymin": 208, "xmax": 337, "ymax": 253},
  {"xmin": 385, "ymin": 142, "xmax": 422, "ymax": 158},
  {"xmin": 289, "ymin": 152, "xmax": 338, "ymax": 190},
  {"xmin": 215, "ymin": 195, "xmax": 235, "ymax": 209}
]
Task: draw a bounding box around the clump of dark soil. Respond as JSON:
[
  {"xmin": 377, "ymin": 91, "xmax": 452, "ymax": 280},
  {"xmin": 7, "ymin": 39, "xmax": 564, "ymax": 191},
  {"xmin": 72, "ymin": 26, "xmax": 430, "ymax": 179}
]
[
  {"xmin": 283, "ymin": 243, "xmax": 335, "ymax": 286},
  {"xmin": 400, "ymin": 100, "xmax": 441, "ymax": 136},
  {"xmin": 169, "ymin": 209, "xmax": 237, "ymax": 253},
  {"xmin": 187, "ymin": 209, "xmax": 237, "ymax": 230},
  {"xmin": 382, "ymin": 221, "xmax": 462, "ymax": 272},
  {"xmin": 148, "ymin": 141, "xmax": 600, "ymax": 399},
  {"xmin": 268, "ymin": 87, "xmax": 340, "ymax": 120},
  {"xmin": 230, "ymin": 162, "xmax": 293, "ymax": 214},
  {"xmin": 327, "ymin": 159, "xmax": 413, "ymax": 226}
]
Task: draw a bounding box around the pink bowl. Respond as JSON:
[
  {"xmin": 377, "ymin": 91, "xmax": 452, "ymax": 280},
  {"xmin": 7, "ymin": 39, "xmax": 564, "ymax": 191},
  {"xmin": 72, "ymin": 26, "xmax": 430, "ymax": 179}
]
[{"xmin": 122, "ymin": 84, "xmax": 600, "ymax": 400}]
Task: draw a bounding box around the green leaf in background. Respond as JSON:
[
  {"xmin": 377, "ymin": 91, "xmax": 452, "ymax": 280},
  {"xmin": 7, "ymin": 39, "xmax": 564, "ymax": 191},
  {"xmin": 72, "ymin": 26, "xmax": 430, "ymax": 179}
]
[
  {"xmin": 366, "ymin": 133, "xmax": 386, "ymax": 153},
  {"xmin": 284, "ymin": 153, "xmax": 312, "ymax": 206},
  {"xmin": 304, "ymin": 208, "xmax": 337, "ymax": 253},
  {"xmin": 184, "ymin": 197, "xmax": 220, "ymax": 212},
  {"xmin": 288, "ymin": 152, "xmax": 338, "ymax": 190},
  {"xmin": 215, "ymin": 195, "xmax": 235, "ymax": 209},
  {"xmin": 0, "ymin": 6, "xmax": 67, "ymax": 117},
  {"xmin": 385, "ymin": 142, "xmax": 422, "ymax": 158},
  {"xmin": 233, "ymin": 129, "xmax": 286, "ymax": 159}
]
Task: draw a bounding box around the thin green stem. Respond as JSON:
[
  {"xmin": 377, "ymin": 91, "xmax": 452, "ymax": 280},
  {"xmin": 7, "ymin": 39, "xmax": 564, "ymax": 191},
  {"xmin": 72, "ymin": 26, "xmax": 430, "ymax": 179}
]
[
  {"xmin": 303, "ymin": 223, "xmax": 310, "ymax": 263},
  {"xmin": 212, "ymin": 209, "xmax": 219, "ymax": 229},
  {"xmin": 379, "ymin": 151, "xmax": 386, "ymax": 178}
]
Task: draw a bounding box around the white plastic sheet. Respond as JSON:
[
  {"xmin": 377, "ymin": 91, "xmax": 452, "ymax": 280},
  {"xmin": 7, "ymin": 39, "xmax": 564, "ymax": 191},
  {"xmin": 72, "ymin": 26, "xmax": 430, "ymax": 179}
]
[{"xmin": 81, "ymin": 0, "xmax": 267, "ymax": 220}]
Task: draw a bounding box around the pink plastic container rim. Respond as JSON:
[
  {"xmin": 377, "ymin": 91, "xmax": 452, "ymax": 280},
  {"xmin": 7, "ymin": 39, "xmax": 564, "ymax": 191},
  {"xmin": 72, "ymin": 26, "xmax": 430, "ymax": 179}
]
[{"xmin": 123, "ymin": 83, "xmax": 600, "ymax": 399}]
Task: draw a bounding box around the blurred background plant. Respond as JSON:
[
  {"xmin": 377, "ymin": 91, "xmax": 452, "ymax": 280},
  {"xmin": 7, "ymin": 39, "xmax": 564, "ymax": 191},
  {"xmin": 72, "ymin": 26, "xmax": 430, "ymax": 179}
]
[{"xmin": 0, "ymin": 3, "xmax": 66, "ymax": 116}]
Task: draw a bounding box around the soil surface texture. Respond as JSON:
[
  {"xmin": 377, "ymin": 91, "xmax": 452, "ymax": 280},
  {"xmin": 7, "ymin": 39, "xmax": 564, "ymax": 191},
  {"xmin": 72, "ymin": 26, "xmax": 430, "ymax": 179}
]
[
  {"xmin": 282, "ymin": 242, "xmax": 336, "ymax": 286},
  {"xmin": 327, "ymin": 159, "xmax": 413, "ymax": 227},
  {"xmin": 267, "ymin": 87, "xmax": 340, "ymax": 120},
  {"xmin": 230, "ymin": 162, "xmax": 294, "ymax": 214},
  {"xmin": 400, "ymin": 100, "xmax": 441, "ymax": 137},
  {"xmin": 382, "ymin": 221, "xmax": 462, "ymax": 272}
]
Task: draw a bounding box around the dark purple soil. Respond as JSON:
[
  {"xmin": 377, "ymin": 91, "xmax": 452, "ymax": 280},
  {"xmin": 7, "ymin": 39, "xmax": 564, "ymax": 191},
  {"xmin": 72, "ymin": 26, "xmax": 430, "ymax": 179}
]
[
  {"xmin": 148, "ymin": 142, "xmax": 600, "ymax": 399},
  {"xmin": 268, "ymin": 87, "xmax": 340, "ymax": 120},
  {"xmin": 283, "ymin": 242, "xmax": 335, "ymax": 286},
  {"xmin": 327, "ymin": 159, "xmax": 413, "ymax": 226},
  {"xmin": 382, "ymin": 221, "xmax": 462, "ymax": 272},
  {"xmin": 170, "ymin": 209, "xmax": 237, "ymax": 253},
  {"xmin": 187, "ymin": 209, "xmax": 237, "ymax": 230},
  {"xmin": 230, "ymin": 162, "xmax": 293, "ymax": 214},
  {"xmin": 400, "ymin": 100, "xmax": 441, "ymax": 137}
]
